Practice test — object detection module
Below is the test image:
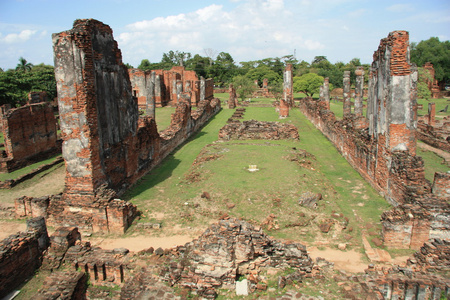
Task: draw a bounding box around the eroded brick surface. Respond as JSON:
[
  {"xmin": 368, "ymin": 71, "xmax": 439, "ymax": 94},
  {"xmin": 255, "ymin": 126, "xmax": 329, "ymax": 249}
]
[
  {"xmin": 0, "ymin": 103, "xmax": 58, "ymax": 172},
  {"xmin": 0, "ymin": 217, "xmax": 49, "ymax": 299},
  {"xmin": 298, "ymin": 31, "xmax": 448, "ymax": 249}
]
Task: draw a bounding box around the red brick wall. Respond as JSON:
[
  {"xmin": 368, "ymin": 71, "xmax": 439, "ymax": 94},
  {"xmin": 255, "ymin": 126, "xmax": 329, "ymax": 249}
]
[
  {"xmin": 50, "ymin": 19, "xmax": 221, "ymax": 233},
  {"xmin": 0, "ymin": 103, "xmax": 57, "ymax": 167}
]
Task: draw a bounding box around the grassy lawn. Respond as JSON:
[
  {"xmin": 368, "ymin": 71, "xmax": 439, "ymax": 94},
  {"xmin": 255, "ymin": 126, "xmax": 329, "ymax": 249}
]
[
  {"xmin": 124, "ymin": 106, "xmax": 389, "ymax": 249},
  {"xmin": 0, "ymin": 154, "xmax": 62, "ymax": 182},
  {"xmin": 155, "ymin": 106, "xmax": 176, "ymax": 132},
  {"xmin": 416, "ymin": 97, "xmax": 450, "ymax": 121},
  {"xmin": 417, "ymin": 141, "xmax": 450, "ymax": 182}
]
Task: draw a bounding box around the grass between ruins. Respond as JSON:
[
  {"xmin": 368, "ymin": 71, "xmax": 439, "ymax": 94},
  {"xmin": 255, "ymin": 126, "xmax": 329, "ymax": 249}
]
[
  {"xmin": 2, "ymin": 96, "xmax": 447, "ymax": 300},
  {"xmin": 123, "ymin": 103, "xmax": 390, "ymax": 256}
]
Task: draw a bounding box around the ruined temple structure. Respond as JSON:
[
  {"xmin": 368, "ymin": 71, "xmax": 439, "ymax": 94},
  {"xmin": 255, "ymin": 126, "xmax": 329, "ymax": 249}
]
[
  {"xmin": 0, "ymin": 102, "xmax": 59, "ymax": 172},
  {"xmin": 422, "ymin": 62, "xmax": 441, "ymax": 99},
  {"xmin": 129, "ymin": 66, "xmax": 214, "ymax": 111},
  {"xmin": 299, "ymin": 31, "xmax": 449, "ymax": 249},
  {"xmin": 14, "ymin": 19, "xmax": 220, "ymax": 233}
]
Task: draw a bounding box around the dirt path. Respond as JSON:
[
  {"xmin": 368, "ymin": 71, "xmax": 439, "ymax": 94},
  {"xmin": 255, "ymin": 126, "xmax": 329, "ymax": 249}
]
[
  {"xmin": 0, "ymin": 221, "xmax": 27, "ymax": 240},
  {"xmin": 308, "ymin": 246, "xmax": 368, "ymax": 273}
]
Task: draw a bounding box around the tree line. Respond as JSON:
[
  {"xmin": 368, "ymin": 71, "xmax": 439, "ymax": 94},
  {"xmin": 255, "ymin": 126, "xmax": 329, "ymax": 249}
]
[{"xmin": 0, "ymin": 37, "xmax": 448, "ymax": 107}]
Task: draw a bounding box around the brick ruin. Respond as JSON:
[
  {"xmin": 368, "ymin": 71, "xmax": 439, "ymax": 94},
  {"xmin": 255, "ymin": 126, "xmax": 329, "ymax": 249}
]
[
  {"xmin": 278, "ymin": 64, "xmax": 293, "ymax": 118},
  {"xmin": 228, "ymin": 83, "xmax": 238, "ymax": 109},
  {"xmin": 422, "ymin": 62, "xmax": 441, "ymax": 99},
  {"xmin": 129, "ymin": 66, "xmax": 214, "ymax": 111},
  {"xmin": 219, "ymin": 119, "xmax": 299, "ymax": 141},
  {"xmin": 0, "ymin": 217, "xmax": 49, "ymax": 299},
  {"xmin": 298, "ymin": 31, "xmax": 449, "ymax": 249},
  {"xmin": 2, "ymin": 218, "xmax": 321, "ymax": 299},
  {"xmin": 13, "ymin": 19, "xmax": 220, "ymax": 233},
  {"xmin": 0, "ymin": 102, "xmax": 59, "ymax": 172},
  {"xmin": 2, "ymin": 216, "xmax": 448, "ymax": 299},
  {"xmin": 416, "ymin": 100, "xmax": 450, "ymax": 153}
]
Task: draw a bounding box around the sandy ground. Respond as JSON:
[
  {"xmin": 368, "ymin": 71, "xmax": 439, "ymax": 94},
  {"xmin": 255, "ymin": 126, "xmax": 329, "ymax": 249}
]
[
  {"xmin": 308, "ymin": 246, "xmax": 368, "ymax": 273},
  {"xmin": 0, "ymin": 221, "xmax": 27, "ymax": 240}
]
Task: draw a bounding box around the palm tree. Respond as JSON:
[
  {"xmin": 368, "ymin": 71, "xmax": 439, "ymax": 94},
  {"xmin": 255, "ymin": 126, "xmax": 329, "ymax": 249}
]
[{"xmin": 15, "ymin": 57, "xmax": 33, "ymax": 72}]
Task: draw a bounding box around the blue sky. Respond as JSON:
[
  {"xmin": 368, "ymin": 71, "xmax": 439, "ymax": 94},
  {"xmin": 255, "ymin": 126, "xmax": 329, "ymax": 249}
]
[{"xmin": 0, "ymin": 0, "xmax": 449, "ymax": 70}]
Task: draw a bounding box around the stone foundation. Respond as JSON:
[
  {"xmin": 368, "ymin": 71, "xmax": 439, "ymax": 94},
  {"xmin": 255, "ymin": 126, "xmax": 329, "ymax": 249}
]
[{"xmin": 219, "ymin": 119, "xmax": 299, "ymax": 141}]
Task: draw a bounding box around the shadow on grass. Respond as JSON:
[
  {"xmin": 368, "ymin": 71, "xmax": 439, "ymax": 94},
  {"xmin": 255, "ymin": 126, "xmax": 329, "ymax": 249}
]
[
  {"xmin": 123, "ymin": 155, "xmax": 181, "ymax": 200},
  {"xmin": 123, "ymin": 109, "xmax": 225, "ymax": 201}
]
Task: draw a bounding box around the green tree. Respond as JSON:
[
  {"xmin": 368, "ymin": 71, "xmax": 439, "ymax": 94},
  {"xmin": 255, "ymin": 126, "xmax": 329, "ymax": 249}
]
[
  {"xmin": 138, "ymin": 59, "xmax": 152, "ymax": 71},
  {"xmin": 0, "ymin": 63, "xmax": 56, "ymax": 106},
  {"xmin": 410, "ymin": 37, "xmax": 450, "ymax": 85},
  {"xmin": 211, "ymin": 52, "xmax": 237, "ymax": 86},
  {"xmin": 268, "ymin": 79, "xmax": 283, "ymax": 101},
  {"xmin": 124, "ymin": 63, "xmax": 134, "ymax": 69},
  {"xmin": 232, "ymin": 75, "xmax": 255, "ymax": 101},
  {"xmin": 186, "ymin": 54, "xmax": 211, "ymax": 78},
  {"xmin": 246, "ymin": 65, "xmax": 281, "ymax": 87},
  {"xmin": 15, "ymin": 57, "xmax": 33, "ymax": 72},
  {"xmin": 293, "ymin": 73, "xmax": 324, "ymax": 97},
  {"xmin": 161, "ymin": 50, "xmax": 191, "ymax": 69}
]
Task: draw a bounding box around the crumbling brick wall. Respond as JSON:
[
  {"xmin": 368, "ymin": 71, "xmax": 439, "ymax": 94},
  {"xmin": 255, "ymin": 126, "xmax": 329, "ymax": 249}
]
[
  {"xmin": 0, "ymin": 217, "xmax": 49, "ymax": 299},
  {"xmin": 37, "ymin": 19, "xmax": 220, "ymax": 233},
  {"xmin": 0, "ymin": 103, "xmax": 58, "ymax": 172},
  {"xmin": 298, "ymin": 31, "xmax": 449, "ymax": 249},
  {"xmin": 130, "ymin": 66, "xmax": 213, "ymax": 109}
]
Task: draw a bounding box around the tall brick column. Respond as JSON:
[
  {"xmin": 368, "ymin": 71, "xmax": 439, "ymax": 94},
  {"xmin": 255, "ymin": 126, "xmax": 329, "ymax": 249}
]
[
  {"xmin": 322, "ymin": 77, "xmax": 330, "ymax": 110},
  {"xmin": 367, "ymin": 30, "xmax": 418, "ymax": 155},
  {"xmin": 343, "ymin": 71, "xmax": 352, "ymax": 118},
  {"xmin": 283, "ymin": 64, "xmax": 293, "ymax": 107},
  {"xmin": 52, "ymin": 19, "xmax": 137, "ymax": 233},
  {"xmin": 354, "ymin": 66, "xmax": 364, "ymax": 117},
  {"xmin": 427, "ymin": 102, "xmax": 435, "ymax": 126},
  {"xmin": 228, "ymin": 84, "xmax": 236, "ymax": 109}
]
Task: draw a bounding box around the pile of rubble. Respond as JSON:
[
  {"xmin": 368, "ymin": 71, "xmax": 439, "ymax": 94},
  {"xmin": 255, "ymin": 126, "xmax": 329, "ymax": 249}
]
[{"xmin": 219, "ymin": 119, "xmax": 299, "ymax": 141}]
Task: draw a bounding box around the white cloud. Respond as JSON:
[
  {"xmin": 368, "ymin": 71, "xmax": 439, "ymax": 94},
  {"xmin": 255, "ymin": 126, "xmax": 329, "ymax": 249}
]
[
  {"xmin": 386, "ymin": 4, "xmax": 414, "ymax": 13},
  {"xmin": 118, "ymin": 0, "xmax": 326, "ymax": 65},
  {"xmin": 1, "ymin": 29, "xmax": 37, "ymax": 44}
]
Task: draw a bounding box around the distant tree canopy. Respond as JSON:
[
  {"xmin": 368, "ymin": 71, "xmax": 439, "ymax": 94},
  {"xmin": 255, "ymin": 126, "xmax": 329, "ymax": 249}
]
[
  {"xmin": 410, "ymin": 37, "xmax": 450, "ymax": 85},
  {"xmin": 293, "ymin": 73, "xmax": 324, "ymax": 97},
  {"xmin": 0, "ymin": 60, "xmax": 56, "ymax": 107}
]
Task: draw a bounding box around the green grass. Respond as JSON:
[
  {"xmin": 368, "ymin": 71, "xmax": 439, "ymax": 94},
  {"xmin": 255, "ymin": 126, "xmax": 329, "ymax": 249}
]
[
  {"xmin": 417, "ymin": 141, "xmax": 450, "ymax": 181},
  {"xmin": 417, "ymin": 97, "xmax": 450, "ymax": 120},
  {"xmin": 0, "ymin": 132, "xmax": 4, "ymax": 145},
  {"xmin": 124, "ymin": 106, "xmax": 388, "ymax": 247},
  {"xmin": 0, "ymin": 154, "xmax": 62, "ymax": 182},
  {"xmin": 155, "ymin": 106, "xmax": 176, "ymax": 132}
]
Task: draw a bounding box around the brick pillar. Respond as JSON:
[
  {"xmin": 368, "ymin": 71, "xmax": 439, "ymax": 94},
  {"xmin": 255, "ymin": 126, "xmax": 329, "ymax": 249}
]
[
  {"xmin": 263, "ymin": 78, "xmax": 268, "ymax": 89},
  {"xmin": 147, "ymin": 71, "xmax": 156, "ymax": 118},
  {"xmin": 154, "ymin": 74, "xmax": 162, "ymax": 107},
  {"xmin": 354, "ymin": 66, "xmax": 364, "ymax": 117},
  {"xmin": 427, "ymin": 102, "xmax": 435, "ymax": 126},
  {"xmin": 322, "ymin": 77, "xmax": 330, "ymax": 110},
  {"xmin": 279, "ymin": 99, "xmax": 289, "ymax": 118},
  {"xmin": 283, "ymin": 64, "xmax": 293, "ymax": 107},
  {"xmin": 228, "ymin": 84, "xmax": 236, "ymax": 109},
  {"xmin": 200, "ymin": 77, "xmax": 206, "ymax": 101},
  {"xmin": 368, "ymin": 31, "xmax": 417, "ymax": 155},
  {"xmin": 343, "ymin": 71, "xmax": 351, "ymax": 118},
  {"xmin": 176, "ymin": 79, "xmax": 183, "ymax": 103}
]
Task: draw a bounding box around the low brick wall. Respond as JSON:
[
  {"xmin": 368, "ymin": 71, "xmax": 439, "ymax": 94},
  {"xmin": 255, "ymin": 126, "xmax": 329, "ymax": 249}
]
[{"xmin": 0, "ymin": 217, "xmax": 49, "ymax": 298}]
